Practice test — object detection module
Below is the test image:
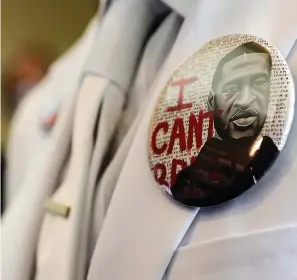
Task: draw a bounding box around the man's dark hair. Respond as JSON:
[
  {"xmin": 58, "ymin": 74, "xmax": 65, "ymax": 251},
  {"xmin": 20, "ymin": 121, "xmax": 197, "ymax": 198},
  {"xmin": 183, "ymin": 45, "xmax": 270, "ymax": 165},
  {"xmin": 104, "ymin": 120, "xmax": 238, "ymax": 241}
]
[{"xmin": 211, "ymin": 41, "xmax": 272, "ymax": 91}]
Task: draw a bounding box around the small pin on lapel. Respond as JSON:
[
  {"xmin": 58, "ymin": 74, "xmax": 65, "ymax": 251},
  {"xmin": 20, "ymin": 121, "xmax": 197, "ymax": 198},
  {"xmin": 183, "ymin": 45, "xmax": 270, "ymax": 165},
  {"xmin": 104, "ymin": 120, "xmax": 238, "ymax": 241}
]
[{"xmin": 44, "ymin": 199, "xmax": 71, "ymax": 218}]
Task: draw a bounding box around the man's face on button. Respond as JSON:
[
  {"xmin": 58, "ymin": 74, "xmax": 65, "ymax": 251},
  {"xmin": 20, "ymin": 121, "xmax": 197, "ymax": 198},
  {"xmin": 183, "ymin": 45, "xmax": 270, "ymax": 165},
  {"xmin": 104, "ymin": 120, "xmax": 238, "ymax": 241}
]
[{"xmin": 213, "ymin": 52, "xmax": 271, "ymax": 139}]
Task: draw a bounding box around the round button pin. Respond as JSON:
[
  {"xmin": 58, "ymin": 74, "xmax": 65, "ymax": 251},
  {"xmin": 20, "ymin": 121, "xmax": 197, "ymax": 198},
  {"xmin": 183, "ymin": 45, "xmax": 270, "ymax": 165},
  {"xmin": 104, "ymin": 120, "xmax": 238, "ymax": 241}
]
[{"xmin": 148, "ymin": 34, "xmax": 295, "ymax": 207}]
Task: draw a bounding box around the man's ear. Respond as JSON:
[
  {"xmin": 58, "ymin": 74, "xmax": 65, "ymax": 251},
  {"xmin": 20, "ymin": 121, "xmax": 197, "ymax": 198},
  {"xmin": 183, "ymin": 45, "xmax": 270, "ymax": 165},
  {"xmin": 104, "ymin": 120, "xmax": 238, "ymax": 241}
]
[{"xmin": 207, "ymin": 90, "xmax": 214, "ymax": 110}]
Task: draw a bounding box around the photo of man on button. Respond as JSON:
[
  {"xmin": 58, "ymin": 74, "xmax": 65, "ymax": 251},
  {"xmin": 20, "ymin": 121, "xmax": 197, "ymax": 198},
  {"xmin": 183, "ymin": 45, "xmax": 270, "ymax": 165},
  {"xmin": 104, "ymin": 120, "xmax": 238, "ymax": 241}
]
[
  {"xmin": 171, "ymin": 42, "xmax": 280, "ymax": 207},
  {"xmin": 209, "ymin": 41, "xmax": 272, "ymax": 140}
]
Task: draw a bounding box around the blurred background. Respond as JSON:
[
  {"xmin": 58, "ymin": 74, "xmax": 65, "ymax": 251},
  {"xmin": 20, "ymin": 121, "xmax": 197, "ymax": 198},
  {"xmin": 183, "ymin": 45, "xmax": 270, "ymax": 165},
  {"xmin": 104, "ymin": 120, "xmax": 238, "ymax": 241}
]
[
  {"xmin": 1, "ymin": 0, "xmax": 97, "ymax": 212},
  {"xmin": 1, "ymin": 0, "xmax": 97, "ymax": 149}
]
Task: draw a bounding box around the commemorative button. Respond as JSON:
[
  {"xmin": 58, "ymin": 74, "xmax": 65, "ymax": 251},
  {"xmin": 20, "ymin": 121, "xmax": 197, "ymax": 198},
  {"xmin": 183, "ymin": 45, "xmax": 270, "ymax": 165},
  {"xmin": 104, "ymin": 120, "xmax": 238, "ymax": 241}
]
[{"xmin": 148, "ymin": 34, "xmax": 295, "ymax": 207}]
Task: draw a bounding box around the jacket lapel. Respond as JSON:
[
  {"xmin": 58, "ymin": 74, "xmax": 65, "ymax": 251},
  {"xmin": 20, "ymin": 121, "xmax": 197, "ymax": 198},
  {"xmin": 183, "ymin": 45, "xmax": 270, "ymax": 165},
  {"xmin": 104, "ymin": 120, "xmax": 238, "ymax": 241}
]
[
  {"xmin": 90, "ymin": 13, "xmax": 182, "ymax": 253},
  {"xmin": 2, "ymin": 89, "xmax": 76, "ymax": 280}
]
